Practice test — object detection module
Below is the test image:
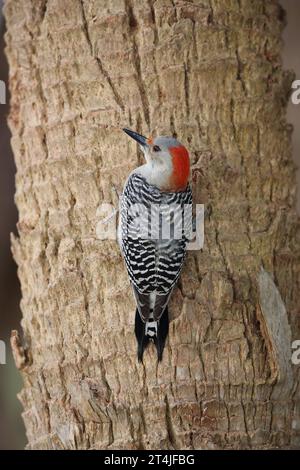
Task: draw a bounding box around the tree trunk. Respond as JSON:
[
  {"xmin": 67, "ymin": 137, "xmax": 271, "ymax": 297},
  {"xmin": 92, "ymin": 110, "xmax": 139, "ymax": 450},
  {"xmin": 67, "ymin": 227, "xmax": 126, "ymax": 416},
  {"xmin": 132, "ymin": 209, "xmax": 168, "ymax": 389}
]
[{"xmin": 4, "ymin": 0, "xmax": 300, "ymax": 449}]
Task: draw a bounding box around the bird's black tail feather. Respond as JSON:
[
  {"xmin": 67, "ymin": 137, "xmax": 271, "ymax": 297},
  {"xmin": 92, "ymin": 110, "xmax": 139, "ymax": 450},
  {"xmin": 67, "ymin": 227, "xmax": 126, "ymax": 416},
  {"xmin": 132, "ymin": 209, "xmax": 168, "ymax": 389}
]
[
  {"xmin": 154, "ymin": 306, "xmax": 169, "ymax": 361},
  {"xmin": 134, "ymin": 307, "xmax": 169, "ymax": 362},
  {"xmin": 135, "ymin": 309, "xmax": 149, "ymax": 362}
]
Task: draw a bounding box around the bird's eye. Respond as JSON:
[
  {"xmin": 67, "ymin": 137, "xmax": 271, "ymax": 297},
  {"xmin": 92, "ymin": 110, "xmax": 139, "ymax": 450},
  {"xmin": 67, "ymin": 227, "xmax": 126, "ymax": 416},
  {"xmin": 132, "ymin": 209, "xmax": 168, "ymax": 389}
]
[{"xmin": 153, "ymin": 145, "xmax": 161, "ymax": 152}]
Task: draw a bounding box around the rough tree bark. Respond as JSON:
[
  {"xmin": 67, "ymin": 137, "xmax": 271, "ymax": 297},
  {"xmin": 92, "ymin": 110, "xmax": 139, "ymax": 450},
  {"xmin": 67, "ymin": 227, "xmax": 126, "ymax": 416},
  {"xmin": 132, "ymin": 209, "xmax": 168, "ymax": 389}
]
[{"xmin": 4, "ymin": 0, "xmax": 300, "ymax": 449}]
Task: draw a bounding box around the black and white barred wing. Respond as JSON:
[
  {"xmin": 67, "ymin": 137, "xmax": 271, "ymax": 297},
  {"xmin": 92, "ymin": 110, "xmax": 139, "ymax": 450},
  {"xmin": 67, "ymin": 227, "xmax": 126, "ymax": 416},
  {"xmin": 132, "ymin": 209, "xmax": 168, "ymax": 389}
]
[
  {"xmin": 120, "ymin": 174, "xmax": 158, "ymax": 320},
  {"xmin": 120, "ymin": 174, "xmax": 192, "ymax": 321}
]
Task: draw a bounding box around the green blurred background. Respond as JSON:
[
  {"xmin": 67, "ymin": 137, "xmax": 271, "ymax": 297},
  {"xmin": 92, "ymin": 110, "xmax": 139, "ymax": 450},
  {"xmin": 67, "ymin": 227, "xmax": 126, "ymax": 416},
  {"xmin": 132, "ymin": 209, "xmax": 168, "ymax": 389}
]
[{"xmin": 0, "ymin": 0, "xmax": 299, "ymax": 450}]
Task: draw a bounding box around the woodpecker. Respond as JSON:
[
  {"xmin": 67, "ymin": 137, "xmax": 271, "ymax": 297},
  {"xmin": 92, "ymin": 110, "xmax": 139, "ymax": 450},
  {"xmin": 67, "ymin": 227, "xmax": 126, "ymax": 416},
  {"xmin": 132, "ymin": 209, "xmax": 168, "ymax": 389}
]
[{"xmin": 119, "ymin": 128, "xmax": 192, "ymax": 361}]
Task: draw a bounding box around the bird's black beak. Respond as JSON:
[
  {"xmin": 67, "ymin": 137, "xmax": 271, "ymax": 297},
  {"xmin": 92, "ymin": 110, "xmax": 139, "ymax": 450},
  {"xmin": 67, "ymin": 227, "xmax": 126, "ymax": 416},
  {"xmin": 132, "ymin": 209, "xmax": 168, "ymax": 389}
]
[{"xmin": 123, "ymin": 128, "xmax": 148, "ymax": 148}]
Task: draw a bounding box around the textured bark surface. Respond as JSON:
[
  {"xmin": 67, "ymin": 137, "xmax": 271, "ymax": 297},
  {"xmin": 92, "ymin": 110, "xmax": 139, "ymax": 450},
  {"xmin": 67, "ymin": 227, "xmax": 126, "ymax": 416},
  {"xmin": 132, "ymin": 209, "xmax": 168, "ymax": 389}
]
[{"xmin": 4, "ymin": 0, "xmax": 300, "ymax": 449}]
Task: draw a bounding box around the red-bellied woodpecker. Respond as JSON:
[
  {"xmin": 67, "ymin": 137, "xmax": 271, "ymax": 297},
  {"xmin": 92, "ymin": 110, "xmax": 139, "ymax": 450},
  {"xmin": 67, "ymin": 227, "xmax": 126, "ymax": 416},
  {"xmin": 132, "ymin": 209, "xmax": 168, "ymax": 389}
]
[{"xmin": 119, "ymin": 128, "xmax": 192, "ymax": 361}]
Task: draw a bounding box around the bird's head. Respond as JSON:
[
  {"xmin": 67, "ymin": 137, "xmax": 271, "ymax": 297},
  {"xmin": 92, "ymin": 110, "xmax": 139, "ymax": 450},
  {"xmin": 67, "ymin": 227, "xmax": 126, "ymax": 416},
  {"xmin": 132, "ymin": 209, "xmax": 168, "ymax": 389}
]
[{"xmin": 123, "ymin": 128, "xmax": 190, "ymax": 192}]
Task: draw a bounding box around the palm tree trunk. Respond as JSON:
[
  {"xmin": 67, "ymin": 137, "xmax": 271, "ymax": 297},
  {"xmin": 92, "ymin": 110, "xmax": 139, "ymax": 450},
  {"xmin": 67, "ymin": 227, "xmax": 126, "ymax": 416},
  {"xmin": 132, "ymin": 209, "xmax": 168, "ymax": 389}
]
[{"xmin": 4, "ymin": 0, "xmax": 300, "ymax": 449}]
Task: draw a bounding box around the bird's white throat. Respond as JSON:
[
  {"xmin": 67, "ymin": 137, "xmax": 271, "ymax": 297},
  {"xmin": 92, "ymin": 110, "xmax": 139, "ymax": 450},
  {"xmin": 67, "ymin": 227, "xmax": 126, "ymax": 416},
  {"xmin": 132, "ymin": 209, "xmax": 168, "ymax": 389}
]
[{"xmin": 134, "ymin": 160, "xmax": 173, "ymax": 191}]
